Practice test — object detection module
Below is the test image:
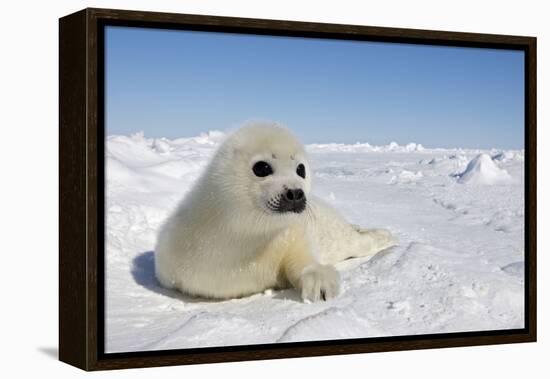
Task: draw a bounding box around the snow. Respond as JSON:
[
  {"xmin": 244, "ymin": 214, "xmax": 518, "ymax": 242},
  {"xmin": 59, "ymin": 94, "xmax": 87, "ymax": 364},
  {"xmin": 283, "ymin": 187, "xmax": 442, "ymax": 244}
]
[
  {"xmin": 105, "ymin": 131, "xmax": 525, "ymax": 353},
  {"xmin": 307, "ymin": 140, "xmax": 425, "ymax": 153},
  {"xmin": 457, "ymin": 154, "xmax": 512, "ymax": 185}
]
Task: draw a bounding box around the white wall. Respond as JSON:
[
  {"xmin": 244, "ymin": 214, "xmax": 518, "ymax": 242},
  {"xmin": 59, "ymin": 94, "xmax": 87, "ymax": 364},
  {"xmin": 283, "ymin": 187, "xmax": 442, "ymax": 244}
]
[{"xmin": 1, "ymin": 0, "xmax": 547, "ymax": 377}]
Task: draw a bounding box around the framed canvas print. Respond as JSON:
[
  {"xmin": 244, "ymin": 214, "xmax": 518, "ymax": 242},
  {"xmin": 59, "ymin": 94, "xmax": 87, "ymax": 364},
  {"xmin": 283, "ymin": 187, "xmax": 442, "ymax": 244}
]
[{"xmin": 59, "ymin": 8, "xmax": 537, "ymax": 371}]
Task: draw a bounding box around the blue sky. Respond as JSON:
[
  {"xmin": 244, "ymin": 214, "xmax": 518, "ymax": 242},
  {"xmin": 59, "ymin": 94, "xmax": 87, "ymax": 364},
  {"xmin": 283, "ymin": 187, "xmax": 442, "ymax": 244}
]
[{"xmin": 105, "ymin": 26, "xmax": 524, "ymax": 149}]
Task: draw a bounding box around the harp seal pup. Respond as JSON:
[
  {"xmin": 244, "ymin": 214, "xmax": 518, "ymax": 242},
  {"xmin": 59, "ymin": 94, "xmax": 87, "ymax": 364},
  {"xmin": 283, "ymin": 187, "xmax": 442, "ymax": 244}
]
[{"xmin": 154, "ymin": 124, "xmax": 396, "ymax": 302}]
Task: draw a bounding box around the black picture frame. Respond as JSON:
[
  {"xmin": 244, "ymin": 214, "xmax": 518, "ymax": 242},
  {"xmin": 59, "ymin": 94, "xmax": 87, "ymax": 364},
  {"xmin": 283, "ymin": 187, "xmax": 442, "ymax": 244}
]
[{"xmin": 59, "ymin": 7, "xmax": 537, "ymax": 371}]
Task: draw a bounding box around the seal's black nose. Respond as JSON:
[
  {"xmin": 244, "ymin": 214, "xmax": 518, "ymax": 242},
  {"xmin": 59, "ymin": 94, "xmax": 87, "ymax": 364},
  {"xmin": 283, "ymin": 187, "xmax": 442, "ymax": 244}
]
[
  {"xmin": 279, "ymin": 189, "xmax": 306, "ymax": 213},
  {"xmin": 284, "ymin": 189, "xmax": 304, "ymax": 202}
]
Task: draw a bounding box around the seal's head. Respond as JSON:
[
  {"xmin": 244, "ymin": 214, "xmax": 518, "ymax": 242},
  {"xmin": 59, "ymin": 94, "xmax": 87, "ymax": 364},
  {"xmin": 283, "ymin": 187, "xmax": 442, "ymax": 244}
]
[{"xmin": 210, "ymin": 123, "xmax": 311, "ymax": 221}]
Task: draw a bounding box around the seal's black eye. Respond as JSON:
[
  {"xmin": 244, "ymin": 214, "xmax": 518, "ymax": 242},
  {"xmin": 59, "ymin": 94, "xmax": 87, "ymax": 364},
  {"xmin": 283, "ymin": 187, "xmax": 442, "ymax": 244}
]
[
  {"xmin": 252, "ymin": 161, "xmax": 273, "ymax": 177},
  {"xmin": 296, "ymin": 163, "xmax": 306, "ymax": 179}
]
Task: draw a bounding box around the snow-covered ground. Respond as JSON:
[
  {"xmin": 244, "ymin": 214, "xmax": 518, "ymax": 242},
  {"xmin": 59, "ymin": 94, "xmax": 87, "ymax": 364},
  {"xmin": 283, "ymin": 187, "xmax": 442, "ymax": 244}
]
[{"xmin": 105, "ymin": 131, "xmax": 525, "ymax": 353}]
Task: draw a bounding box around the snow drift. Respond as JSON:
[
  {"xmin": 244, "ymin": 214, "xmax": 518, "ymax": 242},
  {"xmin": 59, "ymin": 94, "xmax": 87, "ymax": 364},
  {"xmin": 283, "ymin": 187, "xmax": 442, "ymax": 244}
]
[{"xmin": 457, "ymin": 154, "xmax": 512, "ymax": 185}]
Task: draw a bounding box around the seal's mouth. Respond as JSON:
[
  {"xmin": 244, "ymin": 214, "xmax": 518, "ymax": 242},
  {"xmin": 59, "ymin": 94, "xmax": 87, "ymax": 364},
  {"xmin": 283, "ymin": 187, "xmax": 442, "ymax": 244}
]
[{"xmin": 266, "ymin": 189, "xmax": 307, "ymax": 214}]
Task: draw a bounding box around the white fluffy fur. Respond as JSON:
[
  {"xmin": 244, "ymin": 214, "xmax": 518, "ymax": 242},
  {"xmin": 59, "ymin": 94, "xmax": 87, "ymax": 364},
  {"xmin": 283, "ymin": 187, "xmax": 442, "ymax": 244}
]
[{"xmin": 155, "ymin": 123, "xmax": 396, "ymax": 302}]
